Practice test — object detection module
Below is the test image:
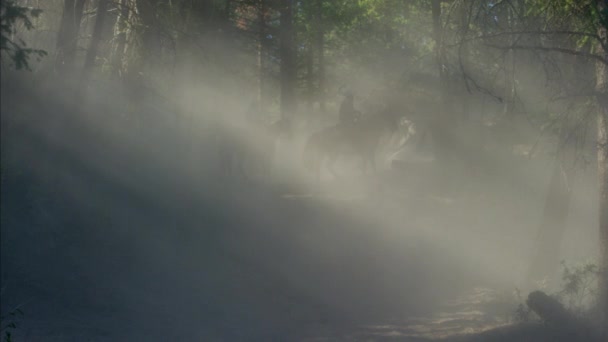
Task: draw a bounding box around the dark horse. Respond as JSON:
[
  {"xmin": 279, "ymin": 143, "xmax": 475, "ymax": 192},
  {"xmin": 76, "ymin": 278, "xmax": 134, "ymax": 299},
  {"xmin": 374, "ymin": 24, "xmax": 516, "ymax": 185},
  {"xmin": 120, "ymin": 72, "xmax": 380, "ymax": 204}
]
[{"xmin": 303, "ymin": 107, "xmax": 405, "ymax": 182}]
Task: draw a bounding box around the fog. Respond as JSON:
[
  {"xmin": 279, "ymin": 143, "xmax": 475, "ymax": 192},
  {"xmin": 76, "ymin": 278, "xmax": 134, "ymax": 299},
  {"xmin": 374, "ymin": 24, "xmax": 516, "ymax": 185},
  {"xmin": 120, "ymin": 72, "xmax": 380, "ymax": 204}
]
[{"xmin": 0, "ymin": 1, "xmax": 603, "ymax": 341}]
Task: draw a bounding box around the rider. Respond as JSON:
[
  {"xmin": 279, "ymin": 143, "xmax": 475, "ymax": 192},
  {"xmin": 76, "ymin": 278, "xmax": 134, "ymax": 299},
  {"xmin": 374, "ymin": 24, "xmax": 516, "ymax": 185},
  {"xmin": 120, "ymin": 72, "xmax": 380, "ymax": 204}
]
[{"xmin": 339, "ymin": 91, "xmax": 358, "ymax": 127}]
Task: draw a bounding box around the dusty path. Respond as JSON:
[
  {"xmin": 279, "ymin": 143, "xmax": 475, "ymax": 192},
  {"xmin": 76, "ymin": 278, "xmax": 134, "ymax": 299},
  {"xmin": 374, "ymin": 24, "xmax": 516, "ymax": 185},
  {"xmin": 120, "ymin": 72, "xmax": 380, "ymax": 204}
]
[
  {"xmin": 1, "ymin": 81, "xmax": 597, "ymax": 340},
  {"xmin": 1, "ymin": 152, "xmax": 517, "ymax": 341}
]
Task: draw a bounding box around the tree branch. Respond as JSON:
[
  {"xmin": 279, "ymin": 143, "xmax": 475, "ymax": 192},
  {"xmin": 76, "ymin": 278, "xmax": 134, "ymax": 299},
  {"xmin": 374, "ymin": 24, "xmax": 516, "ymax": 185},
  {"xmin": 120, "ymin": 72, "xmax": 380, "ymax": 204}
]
[
  {"xmin": 447, "ymin": 30, "xmax": 607, "ymax": 52},
  {"xmin": 484, "ymin": 43, "xmax": 608, "ymax": 65}
]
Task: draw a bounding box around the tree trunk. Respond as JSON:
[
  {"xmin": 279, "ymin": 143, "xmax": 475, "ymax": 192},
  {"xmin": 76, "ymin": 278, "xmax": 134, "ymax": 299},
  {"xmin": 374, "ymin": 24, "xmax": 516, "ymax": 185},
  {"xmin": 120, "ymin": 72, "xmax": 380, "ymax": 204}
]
[
  {"xmin": 431, "ymin": 0, "xmax": 445, "ymax": 85},
  {"xmin": 135, "ymin": 0, "xmax": 157, "ymax": 68},
  {"xmin": 81, "ymin": 0, "xmax": 109, "ymax": 85},
  {"xmin": 123, "ymin": 0, "xmax": 156, "ymax": 117},
  {"xmin": 306, "ymin": 5, "xmax": 314, "ymax": 112},
  {"xmin": 224, "ymin": 0, "xmax": 233, "ymax": 25},
  {"xmin": 598, "ymin": 92, "xmax": 608, "ymax": 324},
  {"xmin": 430, "ymin": 0, "xmax": 451, "ymax": 166},
  {"xmin": 595, "ymin": 1, "xmax": 608, "ymax": 323},
  {"xmin": 56, "ymin": 0, "xmax": 86, "ymax": 71},
  {"xmin": 458, "ymin": 0, "xmax": 471, "ymax": 122},
  {"xmin": 279, "ymin": 0, "xmax": 296, "ymax": 125},
  {"xmin": 314, "ymin": 0, "xmax": 325, "ymax": 114},
  {"xmin": 502, "ymin": 3, "xmax": 516, "ymax": 118},
  {"xmin": 111, "ymin": 0, "xmax": 129, "ymax": 78},
  {"xmin": 526, "ymin": 152, "xmax": 575, "ymax": 287},
  {"xmin": 306, "ymin": 41, "xmax": 314, "ymax": 111},
  {"xmin": 257, "ymin": 0, "xmax": 269, "ymax": 112},
  {"xmin": 194, "ymin": 0, "xmax": 215, "ymax": 30}
]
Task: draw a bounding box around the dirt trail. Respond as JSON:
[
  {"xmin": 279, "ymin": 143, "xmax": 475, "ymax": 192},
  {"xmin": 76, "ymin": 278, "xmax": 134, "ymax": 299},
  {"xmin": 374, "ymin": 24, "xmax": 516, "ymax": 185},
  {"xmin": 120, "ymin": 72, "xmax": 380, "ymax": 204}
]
[{"xmin": 1, "ymin": 82, "xmax": 596, "ymax": 340}]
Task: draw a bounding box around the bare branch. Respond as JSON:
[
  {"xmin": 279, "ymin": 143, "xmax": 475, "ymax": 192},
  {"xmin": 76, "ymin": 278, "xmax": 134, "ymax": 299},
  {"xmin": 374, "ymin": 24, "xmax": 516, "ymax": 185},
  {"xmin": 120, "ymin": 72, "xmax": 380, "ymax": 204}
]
[
  {"xmin": 484, "ymin": 43, "xmax": 608, "ymax": 65},
  {"xmin": 447, "ymin": 30, "xmax": 603, "ymax": 47},
  {"xmin": 459, "ymin": 69, "xmax": 503, "ymax": 103}
]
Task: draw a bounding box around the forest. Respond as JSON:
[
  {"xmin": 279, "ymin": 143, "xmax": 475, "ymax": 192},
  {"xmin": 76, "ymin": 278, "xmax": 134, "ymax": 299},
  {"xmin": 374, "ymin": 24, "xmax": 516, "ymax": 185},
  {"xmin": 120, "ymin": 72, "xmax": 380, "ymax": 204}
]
[{"xmin": 0, "ymin": 0, "xmax": 607, "ymax": 340}]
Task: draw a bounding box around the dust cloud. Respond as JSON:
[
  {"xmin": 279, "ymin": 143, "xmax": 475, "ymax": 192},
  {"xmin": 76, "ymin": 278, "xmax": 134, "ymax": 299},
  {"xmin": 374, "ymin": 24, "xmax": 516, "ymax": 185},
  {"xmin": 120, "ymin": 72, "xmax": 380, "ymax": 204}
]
[{"xmin": 0, "ymin": 3, "xmax": 600, "ymax": 340}]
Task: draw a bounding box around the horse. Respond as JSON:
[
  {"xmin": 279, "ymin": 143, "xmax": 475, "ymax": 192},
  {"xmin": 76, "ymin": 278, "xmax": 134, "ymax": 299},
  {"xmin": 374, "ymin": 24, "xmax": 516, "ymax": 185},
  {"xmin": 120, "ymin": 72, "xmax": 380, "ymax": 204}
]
[{"xmin": 303, "ymin": 107, "xmax": 408, "ymax": 182}]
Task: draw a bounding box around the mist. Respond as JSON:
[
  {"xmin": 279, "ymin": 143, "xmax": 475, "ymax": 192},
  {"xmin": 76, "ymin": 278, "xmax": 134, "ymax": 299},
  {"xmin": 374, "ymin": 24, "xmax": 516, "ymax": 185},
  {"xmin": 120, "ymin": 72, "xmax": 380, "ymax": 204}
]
[{"xmin": 1, "ymin": 1, "xmax": 605, "ymax": 341}]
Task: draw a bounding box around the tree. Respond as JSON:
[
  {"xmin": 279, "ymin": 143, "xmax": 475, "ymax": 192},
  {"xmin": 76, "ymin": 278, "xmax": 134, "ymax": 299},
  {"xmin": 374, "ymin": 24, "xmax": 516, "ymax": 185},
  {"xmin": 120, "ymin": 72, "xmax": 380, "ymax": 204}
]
[
  {"xmin": 429, "ymin": 0, "xmax": 456, "ymax": 168},
  {"xmin": 0, "ymin": 0, "xmax": 47, "ymax": 70},
  {"xmin": 525, "ymin": 0, "xmax": 608, "ymax": 320},
  {"xmin": 81, "ymin": 0, "xmax": 109, "ymax": 88},
  {"xmin": 303, "ymin": 0, "xmax": 314, "ymax": 111},
  {"xmin": 527, "ymin": 140, "xmax": 577, "ymax": 286},
  {"xmin": 110, "ymin": 0, "xmax": 129, "ymax": 78},
  {"xmin": 475, "ymin": 0, "xmax": 608, "ymax": 321},
  {"xmin": 428, "ymin": 2, "xmax": 606, "ymax": 321},
  {"xmin": 134, "ymin": 0, "xmax": 159, "ymax": 70},
  {"xmin": 55, "ymin": 0, "xmax": 86, "ymax": 71},
  {"xmin": 256, "ymin": 0, "xmax": 271, "ymax": 112},
  {"xmin": 314, "ymin": 0, "xmax": 326, "ymax": 113},
  {"xmin": 279, "ymin": 0, "xmax": 296, "ymax": 126},
  {"xmin": 595, "ymin": 0, "xmax": 608, "ymax": 322}
]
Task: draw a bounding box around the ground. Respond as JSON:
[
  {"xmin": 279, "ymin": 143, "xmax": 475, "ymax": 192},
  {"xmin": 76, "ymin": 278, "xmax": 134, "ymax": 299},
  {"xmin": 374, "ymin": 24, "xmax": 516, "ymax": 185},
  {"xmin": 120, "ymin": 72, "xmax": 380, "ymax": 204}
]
[{"xmin": 0, "ymin": 77, "xmax": 600, "ymax": 341}]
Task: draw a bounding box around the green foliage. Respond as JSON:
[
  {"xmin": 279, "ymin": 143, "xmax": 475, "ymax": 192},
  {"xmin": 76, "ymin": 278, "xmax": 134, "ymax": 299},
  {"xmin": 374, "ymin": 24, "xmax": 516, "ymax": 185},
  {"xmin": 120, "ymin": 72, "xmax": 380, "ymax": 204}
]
[
  {"xmin": 526, "ymin": 0, "xmax": 607, "ymax": 48},
  {"xmin": 514, "ymin": 261, "xmax": 600, "ymax": 322},
  {"xmin": 556, "ymin": 260, "xmax": 599, "ymax": 315},
  {"xmin": 0, "ymin": 0, "xmax": 47, "ymax": 70}
]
